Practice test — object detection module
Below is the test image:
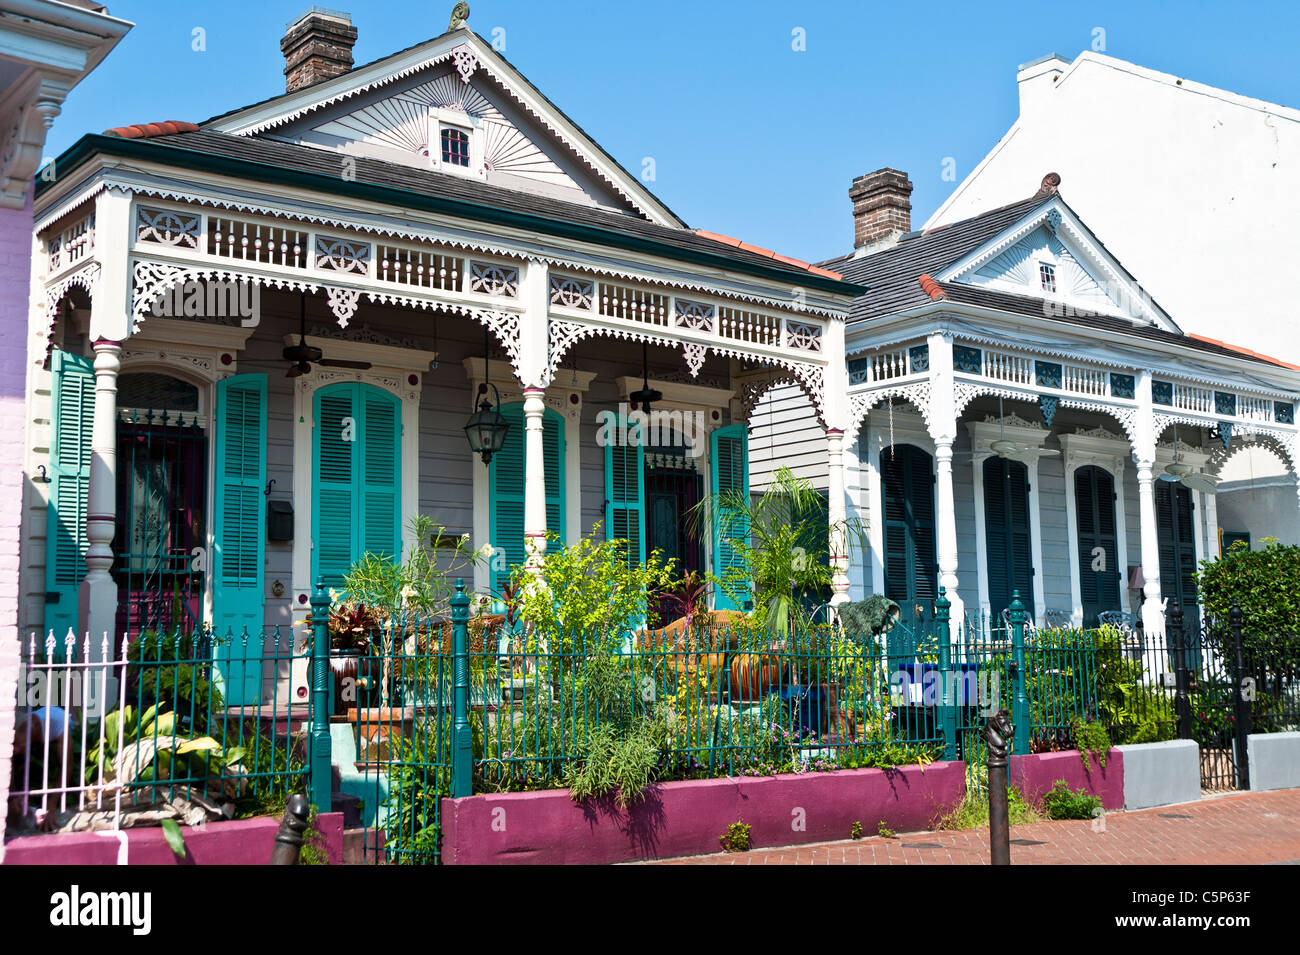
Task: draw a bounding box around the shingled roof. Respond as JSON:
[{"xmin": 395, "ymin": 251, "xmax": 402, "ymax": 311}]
[
  {"xmin": 821, "ymin": 190, "xmax": 1293, "ymax": 369},
  {"xmin": 45, "ymin": 127, "xmax": 855, "ymax": 292}
]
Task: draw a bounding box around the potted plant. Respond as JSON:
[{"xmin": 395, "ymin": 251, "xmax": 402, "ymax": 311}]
[{"xmin": 337, "ymin": 515, "xmax": 483, "ymax": 766}]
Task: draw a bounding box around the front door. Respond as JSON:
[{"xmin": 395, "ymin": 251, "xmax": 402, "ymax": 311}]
[
  {"xmin": 645, "ymin": 451, "xmax": 705, "ymax": 623},
  {"xmin": 1156, "ymin": 481, "xmax": 1200, "ymax": 636},
  {"xmin": 983, "ymin": 455, "xmax": 1035, "ymax": 622},
  {"xmin": 114, "ymin": 373, "xmax": 208, "ymax": 641},
  {"xmin": 1075, "ymin": 465, "xmax": 1121, "ymax": 628}
]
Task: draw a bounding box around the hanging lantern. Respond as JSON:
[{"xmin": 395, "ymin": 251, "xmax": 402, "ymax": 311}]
[{"xmin": 464, "ymin": 328, "xmax": 510, "ymax": 464}]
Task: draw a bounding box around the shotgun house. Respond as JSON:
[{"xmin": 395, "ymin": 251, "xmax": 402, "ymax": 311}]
[
  {"xmin": 22, "ymin": 10, "xmax": 862, "ymax": 704},
  {"xmin": 806, "ymin": 168, "xmax": 1300, "ymax": 638}
]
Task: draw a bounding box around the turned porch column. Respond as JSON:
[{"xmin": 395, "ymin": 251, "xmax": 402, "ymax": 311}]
[
  {"xmin": 928, "ymin": 332, "xmax": 964, "ymax": 628},
  {"xmin": 826, "ymin": 428, "xmax": 850, "ymax": 608},
  {"xmin": 522, "ymin": 387, "xmax": 547, "ymax": 580},
  {"xmin": 79, "ymin": 339, "xmax": 121, "ymax": 657},
  {"xmin": 1134, "ymin": 370, "xmax": 1164, "ymax": 636}
]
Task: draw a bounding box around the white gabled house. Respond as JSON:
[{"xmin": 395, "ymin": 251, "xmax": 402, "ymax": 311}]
[
  {"xmin": 814, "ymin": 167, "xmax": 1300, "ymax": 636},
  {"xmin": 22, "ymin": 10, "xmax": 863, "ymax": 703}
]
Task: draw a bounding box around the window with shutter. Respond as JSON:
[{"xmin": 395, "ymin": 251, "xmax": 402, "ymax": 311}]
[
  {"xmin": 983, "ymin": 456, "xmax": 1035, "ymax": 620},
  {"xmin": 605, "ymin": 417, "xmax": 645, "ymax": 574},
  {"xmin": 1074, "ymin": 466, "xmax": 1120, "ymax": 627},
  {"xmin": 710, "ymin": 425, "xmax": 749, "ymax": 610},
  {"xmin": 312, "ymin": 383, "xmax": 402, "ymax": 589},
  {"xmin": 489, "ymin": 403, "xmax": 565, "ymax": 593},
  {"xmin": 880, "ymin": 445, "xmax": 937, "ymax": 605},
  {"xmin": 214, "ymin": 374, "xmax": 267, "ymax": 705},
  {"xmin": 43, "ymin": 349, "xmax": 94, "ymax": 647}
]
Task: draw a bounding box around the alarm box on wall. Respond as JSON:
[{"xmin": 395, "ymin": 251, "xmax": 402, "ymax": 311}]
[{"xmin": 267, "ymin": 500, "xmax": 294, "ymax": 541}]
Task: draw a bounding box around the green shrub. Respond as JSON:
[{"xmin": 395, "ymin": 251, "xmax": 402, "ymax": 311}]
[
  {"xmin": 1041, "ymin": 780, "xmax": 1102, "ymax": 820},
  {"xmin": 720, "ymin": 821, "xmax": 751, "ymax": 852},
  {"xmin": 1198, "ymin": 539, "xmax": 1300, "ymax": 643}
]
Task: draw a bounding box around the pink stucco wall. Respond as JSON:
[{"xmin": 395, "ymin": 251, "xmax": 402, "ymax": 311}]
[
  {"xmin": 1010, "ymin": 749, "xmax": 1124, "ymax": 811},
  {"xmin": 2, "ymin": 812, "xmax": 345, "ymax": 865},
  {"xmin": 440, "ymin": 761, "xmax": 967, "ymax": 865},
  {"xmin": 0, "ymin": 193, "xmax": 33, "ymax": 864}
]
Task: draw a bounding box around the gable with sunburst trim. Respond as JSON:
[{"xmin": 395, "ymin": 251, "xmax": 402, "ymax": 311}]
[
  {"xmin": 937, "ymin": 200, "xmax": 1179, "ymax": 332},
  {"xmin": 964, "ymin": 225, "xmax": 1116, "ymax": 310},
  {"xmin": 270, "ymin": 64, "xmax": 629, "ymax": 211}
]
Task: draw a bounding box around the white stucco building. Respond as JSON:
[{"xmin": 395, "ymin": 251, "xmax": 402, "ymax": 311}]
[{"xmin": 926, "ymin": 50, "xmax": 1300, "ymax": 550}]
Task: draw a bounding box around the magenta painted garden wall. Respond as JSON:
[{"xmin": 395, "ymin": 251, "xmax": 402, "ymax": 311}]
[
  {"xmin": 1011, "ymin": 749, "xmax": 1124, "ymax": 811},
  {"xmin": 0, "ymin": 194, "xmax": 33, "ymax": 865},
  {"xmin": 2, "ymin": 812, "xmax": 344, "ymax": 865},
  {"xmin": 441, "ymin": 761, "xmax": 967, "ymax": 865}
]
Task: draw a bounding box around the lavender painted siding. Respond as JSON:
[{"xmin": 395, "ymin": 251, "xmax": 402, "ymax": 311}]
[{"xmin": 0, "ymin": 194, "xmax": 33, "ymax": 867}]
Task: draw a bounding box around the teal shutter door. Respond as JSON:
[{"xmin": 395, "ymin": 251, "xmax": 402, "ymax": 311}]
[
  {"xmin": 213, "ymin": 374, "xmax": 267, "ymax": 705},
  {"xmin": 489, "ymin": 404, "xmax": 525, "ymax": 593},
  {"xmin": 1075, "ymin": 466, "xmax": 1120, "ymax": 627},
  {"xmin": 605, "ymin": 417, "xmax": 645, "ymax": 572},
  {"xmin": 315, "ymin": 387, "xmax": 354, "ymax": 587},
  {"xmin": 880, "ymin": 445, "xmax": 937, "ymax": 605},
  {"xmin": 983, "ymin": 456, "xmax": 1035, "ymax": 620},
  {"xmin": 489, "ymin": 404, "xmax": 565, "ymax": 593},
  {"xmin": 361, "ymin": 387, "xmax": 401, "ymax": 560},
  {"xmin": 710, "ymin": 425, "xmax": 749, "ymax": 611},
  {"xmin": 44, "ymin": 349, "xmax": 94, "ymax": 646},
  {"xmin": 313, "ymin": 383, "xmax": 402, "ymax": 589}
]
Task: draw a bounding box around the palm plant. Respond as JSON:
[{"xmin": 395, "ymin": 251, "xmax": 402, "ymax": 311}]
[{"xmin": 689, "ymin": 467, "xmax": 865, "ymax": 637}]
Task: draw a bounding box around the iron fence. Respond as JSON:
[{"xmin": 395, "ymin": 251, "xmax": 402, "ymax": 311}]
[{"xmin": 9, "ymin": 624, "xmax": 309, "ymax": 837}]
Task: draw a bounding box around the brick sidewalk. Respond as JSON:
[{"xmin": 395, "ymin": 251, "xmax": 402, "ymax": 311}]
[{"xmin": 657, "ymin": 789, "xmax": 1300, "ymax": 865}]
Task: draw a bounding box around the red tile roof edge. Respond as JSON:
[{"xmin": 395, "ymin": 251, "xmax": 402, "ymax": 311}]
[
  {"xmin": 694, "ymin": 229, "xmax": 842, "ymax": 280},
  {"xmin": 103, "ymin": 121, "xmax": 199, "ymax": 139},
  {"xmin": 918, "ymin": 274, "xmax": 947, "ymax": 301},
  {"xmin": 1188, "ymin": 334, "xmax": 1300, "ymax": 370}
]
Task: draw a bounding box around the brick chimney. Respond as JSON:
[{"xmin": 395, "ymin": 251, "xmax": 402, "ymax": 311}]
[
  {"xmin": 281, "ymin": 8, "xmax": 357, "ymax": 93},
  {"xmin": 849, "ymin": 168, "xmax": 913, "ymax": 253}
]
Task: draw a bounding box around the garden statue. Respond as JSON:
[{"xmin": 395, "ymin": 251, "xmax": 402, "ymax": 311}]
[{"xmin": 836, "ymin": 595, "xmax": 901, "ymax": 636}]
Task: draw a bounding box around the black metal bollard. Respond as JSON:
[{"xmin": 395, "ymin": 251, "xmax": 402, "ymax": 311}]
[
  {"xmin": 270, "ymin": 794, "xmax": 311, "ymax": 865},
  {"xmin": 983, "ymin": 709, "xmax": 1013, "ymax": 866},
  {"xmin": 1229, "ymin": 602, "xmax": 1252, "ymax": 790}
]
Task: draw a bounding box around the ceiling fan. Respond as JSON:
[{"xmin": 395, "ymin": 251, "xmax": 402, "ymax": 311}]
[
  {"xmin": 282, "ymin": 293, "xmax": 372, "ymax": 378},
  {"xmin": 587, "ymin": 341, "xmax": 664, "ymax": 414},
  {"xmin": 628, "ymin": 342, "xmax": 662, "ymax": 415},
  {"xmin": 964, "ymin": 396, "xmax": 1061, "ymax": 464},
  {"xmin": 1159, "ymin": 423, "xmax": 1220, "ymax": 495}
]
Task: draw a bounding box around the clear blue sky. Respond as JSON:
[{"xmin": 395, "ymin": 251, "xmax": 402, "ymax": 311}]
[{"xmin": 47, "ymin": 0, "xmax": 1299, "ymax": 263}]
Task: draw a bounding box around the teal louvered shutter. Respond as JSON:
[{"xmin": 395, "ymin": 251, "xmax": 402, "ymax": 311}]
[
  {"xmin": 214, "ymin": 374, "xmax": 267, "ymax": 706},
  {"xmin": 361, "ymin": 387, "xmax": 401, "ymax": 560},
  {"xmin": 710, "ymin": 425, "xmax": 749, "ymax": 610},
  {"xmin": 984, "ymin": 456, "xmax": 1035, "ymax": 620},
  {"xmin": 880, "ymin": 445, "xmax": 937, "ymax": 605},
  {"xmin": 490, "ymin": 404, "xmax": 526, "ymax": 593},
  {"xmin": 44, "ymin": 350, "xmax": 94, "ymax": 647},
  {"xmin": 489, "ymin": 404, "xmax": 565, "ymax": 593},
  {"xmin": 315, "ymin": 386, "xmax": 355, "ymax": 588},
  {"xmin": 1075, "ymin": 466, "xmax": 1120, "ymax": 627},
  {"xmin": 314, "ymin": 383, "xmax": 402, "ymax": 589},
  {"xmin": 605, "ymin": 417, "xmax": 645, "ymax": 573}
]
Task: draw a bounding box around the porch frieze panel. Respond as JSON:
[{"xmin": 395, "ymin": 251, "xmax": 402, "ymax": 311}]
[
  {"xmin": 1059, "ymin": 397, "xmax": 1140, "ymax": 449},
  {"xmin": 42, "ymin": 260, "xmax": 101, "ymax": 353},
  {"xmin": 104, "ymin": 181, "xmax": 843, "ymax": 320},
  {"xmin": 847, "ymin": 381, "xmax": 933, "ymax": 439},
  {"xmin": 1206, "ymin": 425, "xmax": 1300, "ymax": 475}
]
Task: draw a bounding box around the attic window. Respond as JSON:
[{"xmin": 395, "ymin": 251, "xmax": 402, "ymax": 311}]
[
  {"xmin": 1039, "ymin": 262, "xmax": 1057, "ymax": 293},
  {"xmin": 441, "ymin": 127, "xmax": 470, "ymax": 167}
]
